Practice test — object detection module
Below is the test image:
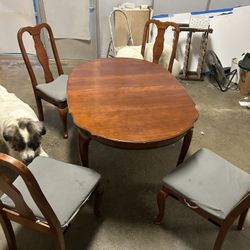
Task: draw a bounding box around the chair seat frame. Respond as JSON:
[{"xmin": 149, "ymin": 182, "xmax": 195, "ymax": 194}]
[{"xmin": 154, "ymin": 185, "xmax": 250, "ymax": 250}]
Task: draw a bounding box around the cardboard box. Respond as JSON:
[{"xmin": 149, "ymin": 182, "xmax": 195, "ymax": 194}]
[{"xmin": 239, "ymin": 70, "xmax": 250, "ymax": 96}]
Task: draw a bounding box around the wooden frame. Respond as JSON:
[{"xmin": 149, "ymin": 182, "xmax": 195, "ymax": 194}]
[
  {"xmin": 141, "ymin": 19, "xmax": 180, "ymax": 73},
  {"xmin": 17, "ymin": 23, "xmax": 68, "ymax": 139},
  {"xmin": 178, "ymin": 26, "xmax": 213, "ymax": 81},
  {"xmin": 68, "ymin": 58, "xmax": 198, "ymax": 167},
  {"xmin": 154, "ymin": 184, "xmax": 250, "ymax": 250},
  {"xmin": 0, "ymin": 153, "xmax": 103, "ymax": 250}
]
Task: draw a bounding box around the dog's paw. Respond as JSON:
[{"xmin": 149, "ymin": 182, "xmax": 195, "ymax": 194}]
[{"xmin": 39, "ymin": 148, "xmax": 48, "ymax": 157}]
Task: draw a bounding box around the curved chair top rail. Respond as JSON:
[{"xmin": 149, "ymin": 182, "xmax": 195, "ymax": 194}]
[
  {"xmin": 0, "ymin": 153, "xmax": 60, "ymax": 230},
  {"xmin": 141, "ymin": 19, "xmax": 180, "ymax": 73},
  {"xmin": 17, "ymin": 23, "xmax": 64, "ymax": 87}
]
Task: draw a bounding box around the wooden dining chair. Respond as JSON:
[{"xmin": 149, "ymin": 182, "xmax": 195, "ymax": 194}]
[
  {"xmin": 17, "ymin": 23, "xmax": 68, "ymax": 139},
  {"xmin": 0, "ymin": 153, "xmax": 103, "ymax": 250},
  {"xmin": 154, "ymin": 148, "xmax": 250, "ymax": 250},
  {"xmin": 141, "ymin": 19, "xmax": 180, "ymax": 73}
]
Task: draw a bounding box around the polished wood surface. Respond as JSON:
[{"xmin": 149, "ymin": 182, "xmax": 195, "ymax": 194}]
[
  {"xmin": 68, "ymin": 58, "xmax": 198, "ymax": 150},
  {"xmin": 0, "ymin": 153, "xmax": 102, "ymax": 250},
  {"xmin": 17, "ymin": 23, "xmax": 68, "ymax": 138},
  {"xmin": 141, "ymin": 19, "xmax": 180, "ymax": 73}
]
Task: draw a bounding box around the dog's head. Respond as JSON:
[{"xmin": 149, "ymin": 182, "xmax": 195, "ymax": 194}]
[{"xmin": 3, "ymin": 118, "xmax": 46, "ymax": 164}]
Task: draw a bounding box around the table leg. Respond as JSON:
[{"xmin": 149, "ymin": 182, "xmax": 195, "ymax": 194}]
[
  {"xmin": 177, "ymin": 129, "xmax": 193, "ymax": 166},
  {"xmin": 78, "ymin": 131, "xmax": 90, "ymax": 167}
]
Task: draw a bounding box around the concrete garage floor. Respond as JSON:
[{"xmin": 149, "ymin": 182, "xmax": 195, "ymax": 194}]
[{"xmin": 0, "ymin": 56, "xmax": 250, "ymax": 250}]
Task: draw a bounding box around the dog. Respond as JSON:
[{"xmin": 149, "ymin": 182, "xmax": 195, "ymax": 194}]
[{"xmin": 0, "ymin": 85, "xmax": 48, "ymax": 164}]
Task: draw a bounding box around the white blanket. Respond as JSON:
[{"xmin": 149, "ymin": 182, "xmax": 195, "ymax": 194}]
[{"xmin": 116, "ymin": 43, "xmax": 181, "ymax": 76}]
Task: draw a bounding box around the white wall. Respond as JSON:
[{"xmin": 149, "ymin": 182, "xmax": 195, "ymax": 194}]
[
  {"xmin": 153, "ymin": 0, "xmax": 208, "ymax": 15},
  {"xmin": 98, "ymin": 0, "xmax": 152, "ymax": 57},
  {"xmin": 0, "ymin": 0, "xmax": 36, "ymax": 53},
  {"xmin": 38, "ymin": 0, "xmax": 98, "ymax": 60},
  {"xmin": 209, "ymin": 0, "xmax": 250, "ymax": 9},
  {"xmin": 97, "ymin": 0, "xmax": 250, "ymax": 57},
  {"xmin": 153, "ymin": 0, "xmax": 250, "ymax": 15},
  {"xmin": 151, "ymin": 1, "xmax": 250, "ymax": 70}
]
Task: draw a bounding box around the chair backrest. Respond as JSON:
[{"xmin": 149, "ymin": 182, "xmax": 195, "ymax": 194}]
[
  {"xmin": 141, "ymin": 19, "xmax": 180, "ymax": 73},
  {"xmin": 0, "ymin": 153, "xmax": 61, "ymax": 230},
  {"xmin": 17, "ymin": 23, "xmax": 64, "ymax": 87}
]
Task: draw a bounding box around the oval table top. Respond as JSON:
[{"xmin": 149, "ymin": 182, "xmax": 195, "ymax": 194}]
[{"xmin": 68, "ymin": 58, "xmax": 198, "ymax": 148}]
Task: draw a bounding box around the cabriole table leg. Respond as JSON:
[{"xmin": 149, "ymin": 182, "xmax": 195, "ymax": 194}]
[
  {"xmin": 177, "ymin": 128, "xmax": 193, "ymax": 166},
  {"xmin": 78, "ymin": 131, "xmax": 90, "ymax": 167}
]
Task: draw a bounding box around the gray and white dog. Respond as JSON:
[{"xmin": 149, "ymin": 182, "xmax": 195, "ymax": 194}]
[{"xmin": 0, "ymin": 85, "xmax": 48, "ymax": 164}]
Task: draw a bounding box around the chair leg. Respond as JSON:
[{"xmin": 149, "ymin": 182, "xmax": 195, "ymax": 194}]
[
  {"xmin": 177, "ymin": 129, "xmax": 193, "ymax": 166},
  {"xmin": 35, "ymin": 96, "xmax": 44, "ymax": 121},
  {"xmin": 154, "ymin": 188, "xmax": 168, "ymax": 225},
  {"xmin": 237, "ymin": 208, "xmax": 249, "ymax": 230},
  {"xmin": 213, "ymin": 218, "xmax": 234, "ymax": 250},
  {"xmin": 58, "ymin": 107, "xmax": 68, "ymax": 139},
  {"xmin": 94, "ymin": 185, "xmax": 104, "ymax": 217},
  {"xmin": 52, "ymin": 229, "xmax": 65, "ymax": 250},
  {"xmin": 0, "ymin": 213, "xmax": 17, "ymax": 250}
]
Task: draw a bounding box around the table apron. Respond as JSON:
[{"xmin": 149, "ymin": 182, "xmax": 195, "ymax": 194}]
[{"xmin": 77, "ymin": 128, "xmax": 189, "ymax": 150}]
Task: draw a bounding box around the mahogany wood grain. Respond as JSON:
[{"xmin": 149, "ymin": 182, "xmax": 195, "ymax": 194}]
[
  {"xmin": 68, "ymin": 58, "xmax": 198, "ymax": 166},
  {"xmin": 141, "ymin": 19, "xmax": 180, "ymax": 73},
  {"xmin": 0, "ymin": 212, "xmax": 17, "ymax": 249},
  {"xmin": 17, "ymin": 23, "xmax": 68, "ymax": 138},
  {"xmin": 0, "ymin": 153, "xmax": 102, "ymax": 249}
]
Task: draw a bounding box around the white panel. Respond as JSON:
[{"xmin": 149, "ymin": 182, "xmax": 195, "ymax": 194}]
[
  {"xmin": 209, "ymin": 5, "xmax": 250, "ymax": 67},
  {"xmin": 152, "ymin": 5, "xmax": 250, "ymax": 70},
  {"xmin": 43, "ymin": 0, "xmax": 90, "ymax": 40},
  {"xmin": 153, "ymin": 0, "xmax": 208, "ymax": 15},
  {"xmin": 0, "ymin": 1, "xmax": 36, "ymax": 53},
  {"xmin": 153, "ymin": 0, "xmax": 250, "ymax": 15},
  {"xmin": 209, "ymin": 0, "xmax": 250, "ymax": 9}
]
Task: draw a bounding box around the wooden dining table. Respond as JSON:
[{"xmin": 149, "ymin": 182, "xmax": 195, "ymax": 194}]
[{"xmin": 68, "ymin": 58, "xmax": 198, "ymax": 167}]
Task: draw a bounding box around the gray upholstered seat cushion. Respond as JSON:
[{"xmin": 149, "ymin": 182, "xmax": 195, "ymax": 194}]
[
  {"xmin": 36, "ymin": 74, "xmax": 68, "ymax": 102},
  {"xmin": 162, "ymin": 148, "xmax": 250, "ymax": 219},
  {"xmin": 0, "ymin": 157, "xmax": 100, "ymax": 227}
]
